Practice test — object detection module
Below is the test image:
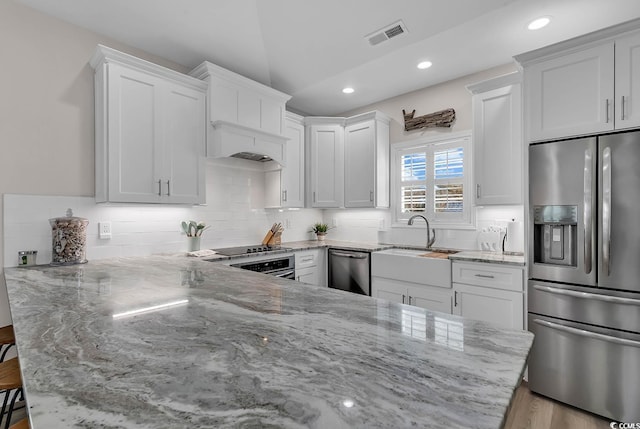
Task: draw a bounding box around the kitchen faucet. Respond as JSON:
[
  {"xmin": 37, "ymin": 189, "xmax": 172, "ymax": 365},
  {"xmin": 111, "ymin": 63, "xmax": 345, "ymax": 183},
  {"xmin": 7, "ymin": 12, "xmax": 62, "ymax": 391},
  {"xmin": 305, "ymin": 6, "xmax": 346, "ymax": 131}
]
[{"xmin": 407, "ymin": 214, "xmax": 436, "ymax": 248}]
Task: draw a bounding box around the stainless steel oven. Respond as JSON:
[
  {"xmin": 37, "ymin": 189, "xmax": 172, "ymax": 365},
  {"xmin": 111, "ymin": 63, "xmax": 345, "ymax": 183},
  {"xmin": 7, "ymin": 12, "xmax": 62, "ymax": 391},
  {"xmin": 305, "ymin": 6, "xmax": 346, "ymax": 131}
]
[{"xmin": 230, "ymin": 255, "xmax": 295, "ymax": 279}]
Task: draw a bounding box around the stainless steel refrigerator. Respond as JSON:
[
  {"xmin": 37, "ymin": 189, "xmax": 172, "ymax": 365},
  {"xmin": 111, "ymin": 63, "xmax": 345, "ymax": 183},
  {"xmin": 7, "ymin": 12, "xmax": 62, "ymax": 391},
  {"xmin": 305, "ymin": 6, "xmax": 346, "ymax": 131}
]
[{"xmin": 528, "ymin": 131, "xmax": 640, "ymax": 422}]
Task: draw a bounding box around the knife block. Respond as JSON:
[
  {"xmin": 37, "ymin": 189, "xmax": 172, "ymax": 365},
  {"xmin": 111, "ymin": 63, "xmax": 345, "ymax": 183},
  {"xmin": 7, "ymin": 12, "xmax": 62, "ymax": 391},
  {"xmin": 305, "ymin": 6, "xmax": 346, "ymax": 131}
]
[{"xmin": 261, "ymin": 230, "xmax": 282, "ymax": 246}]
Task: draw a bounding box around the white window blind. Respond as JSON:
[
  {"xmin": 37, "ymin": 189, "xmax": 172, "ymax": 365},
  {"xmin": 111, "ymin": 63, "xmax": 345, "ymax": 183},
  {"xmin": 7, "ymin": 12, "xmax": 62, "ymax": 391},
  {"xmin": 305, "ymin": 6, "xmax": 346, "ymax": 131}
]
[{"xmin": 392, "ymin": 133, "xmax": 473, "ymax": 228}]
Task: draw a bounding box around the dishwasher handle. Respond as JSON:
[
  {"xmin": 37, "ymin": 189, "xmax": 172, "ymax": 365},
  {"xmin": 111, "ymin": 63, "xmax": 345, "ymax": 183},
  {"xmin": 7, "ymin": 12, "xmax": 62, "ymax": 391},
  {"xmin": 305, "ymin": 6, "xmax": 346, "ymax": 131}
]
[{"xmin": 330, "ymin": 251, "xmax": 368, "ymax": 259}]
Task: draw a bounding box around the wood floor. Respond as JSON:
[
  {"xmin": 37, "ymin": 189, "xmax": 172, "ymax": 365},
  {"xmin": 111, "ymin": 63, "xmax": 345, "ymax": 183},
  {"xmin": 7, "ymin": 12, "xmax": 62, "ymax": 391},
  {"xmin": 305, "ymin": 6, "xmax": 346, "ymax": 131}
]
[{"xmin": 505, "ymin": 382, "xmax": 613, "ymax": 429}]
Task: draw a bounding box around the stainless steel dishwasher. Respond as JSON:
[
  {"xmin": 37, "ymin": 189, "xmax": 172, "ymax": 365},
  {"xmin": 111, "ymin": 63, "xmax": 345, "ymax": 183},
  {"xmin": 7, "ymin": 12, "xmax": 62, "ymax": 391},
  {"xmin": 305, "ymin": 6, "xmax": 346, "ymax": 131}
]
[{"xmin": 328, "ymin": 249, "xmax": 370, "ymax": 296}]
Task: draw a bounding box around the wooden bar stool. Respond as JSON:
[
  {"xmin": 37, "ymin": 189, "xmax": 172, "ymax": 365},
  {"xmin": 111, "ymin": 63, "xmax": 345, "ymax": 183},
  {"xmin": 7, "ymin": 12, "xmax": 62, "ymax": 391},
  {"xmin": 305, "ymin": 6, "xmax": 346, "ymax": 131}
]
[
  {"xmin": 8, "ymin": 418, "xmax": 28, "ymax": 429},
  {"xmin": 0, "ymin": 327, "xmax": 15, "ymax": 362},
  {"xmin": 0, "ymin": 359, "xmax": 23, "ymax": 429}
]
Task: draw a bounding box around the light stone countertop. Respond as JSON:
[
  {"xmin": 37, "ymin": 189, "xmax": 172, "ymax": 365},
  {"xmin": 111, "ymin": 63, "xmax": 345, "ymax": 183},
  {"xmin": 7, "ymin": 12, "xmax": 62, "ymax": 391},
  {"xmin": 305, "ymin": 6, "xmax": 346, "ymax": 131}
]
[
  {"xmin": 448, "ymin": 251, "xmax": 526, "ymax": 266},
  {"xmin": 5, "ymin": 255, "xmax": 532, "ymax": 428}
]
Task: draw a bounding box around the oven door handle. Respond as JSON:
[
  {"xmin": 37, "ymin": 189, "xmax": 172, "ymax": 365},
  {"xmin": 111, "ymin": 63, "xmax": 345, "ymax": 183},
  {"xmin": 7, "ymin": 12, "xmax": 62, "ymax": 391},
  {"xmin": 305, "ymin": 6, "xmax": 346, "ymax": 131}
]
[
  {"xmin": 330, "ymin": 251, "xmax": 367, "ymax": 259},
  {"xmin": 532, "ymin": 318, "xmax": 640, "ymax": 348},
  {"xmin": 273, "ymin": 270, "xmax": 295, "ymax": 278}
]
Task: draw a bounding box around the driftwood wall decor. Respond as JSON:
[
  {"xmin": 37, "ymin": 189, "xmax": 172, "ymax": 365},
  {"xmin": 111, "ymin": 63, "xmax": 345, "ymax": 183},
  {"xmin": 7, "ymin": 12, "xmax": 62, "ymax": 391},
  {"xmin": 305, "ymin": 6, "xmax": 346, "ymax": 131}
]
[{"xmin": 402, "ymin": 108, "xmax": 456, "ymax": 131}]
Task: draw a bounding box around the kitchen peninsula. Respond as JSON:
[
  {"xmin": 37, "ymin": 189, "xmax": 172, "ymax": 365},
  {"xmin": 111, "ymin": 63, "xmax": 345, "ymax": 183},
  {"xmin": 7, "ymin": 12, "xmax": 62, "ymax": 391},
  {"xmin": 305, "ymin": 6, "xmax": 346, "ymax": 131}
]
[{"xmin": 4, "ymin": 256, "xmax": 532, "ymax": 428}]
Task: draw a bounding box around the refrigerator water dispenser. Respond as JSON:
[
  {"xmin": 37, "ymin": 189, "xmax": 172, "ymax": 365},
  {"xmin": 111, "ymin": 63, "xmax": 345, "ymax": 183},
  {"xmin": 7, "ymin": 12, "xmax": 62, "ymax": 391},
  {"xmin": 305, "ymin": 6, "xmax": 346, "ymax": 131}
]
[{"xmin": 533, "ymin": 205, "xmax": 577, "ymax": 267}]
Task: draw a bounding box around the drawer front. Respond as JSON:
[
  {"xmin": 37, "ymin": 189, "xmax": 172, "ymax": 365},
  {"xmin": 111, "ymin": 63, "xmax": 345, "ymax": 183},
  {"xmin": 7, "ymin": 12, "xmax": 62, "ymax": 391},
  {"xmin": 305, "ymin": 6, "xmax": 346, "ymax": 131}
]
[
  {"xmin": 295, "ymin": 250, "xmax": 318, "ymax": 269},
  {"xmin": 528, "ymin": 314, "xmax": 640, "ymax": 421},
  {"xmin": 452, "ymin": 262, "xmax": 523, "ymax": 292}
]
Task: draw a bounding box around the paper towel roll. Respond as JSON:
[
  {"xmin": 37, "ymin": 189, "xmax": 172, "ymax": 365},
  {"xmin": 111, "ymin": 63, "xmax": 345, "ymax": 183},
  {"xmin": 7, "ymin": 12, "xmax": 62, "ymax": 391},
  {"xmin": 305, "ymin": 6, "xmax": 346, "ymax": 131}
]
[{"xmin": 505, "ymin": 221, "xmax": 524, "ymax": 253}]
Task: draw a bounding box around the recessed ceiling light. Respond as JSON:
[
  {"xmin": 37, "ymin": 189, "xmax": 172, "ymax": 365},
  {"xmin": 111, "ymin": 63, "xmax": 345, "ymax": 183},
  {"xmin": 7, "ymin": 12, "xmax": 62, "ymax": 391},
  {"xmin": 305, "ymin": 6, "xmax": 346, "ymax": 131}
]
[
  {"xmin": 528, "ymin": 16, "xmax": 551, "ymax": 30},
  {"xmin": 342, "ymin": 87, "xmax": 355, "ymax": 94},
  {"xmin": 417, "ymin": 61, "xmax": 432, "ymax": 70}
]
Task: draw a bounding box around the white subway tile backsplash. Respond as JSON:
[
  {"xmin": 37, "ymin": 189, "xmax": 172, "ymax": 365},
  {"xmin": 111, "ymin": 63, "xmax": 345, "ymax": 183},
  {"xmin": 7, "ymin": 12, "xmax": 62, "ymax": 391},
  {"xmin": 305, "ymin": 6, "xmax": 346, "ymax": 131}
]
[{"xmin": 3, "ymin": 161, "xmax": 323, "ymax": 267}]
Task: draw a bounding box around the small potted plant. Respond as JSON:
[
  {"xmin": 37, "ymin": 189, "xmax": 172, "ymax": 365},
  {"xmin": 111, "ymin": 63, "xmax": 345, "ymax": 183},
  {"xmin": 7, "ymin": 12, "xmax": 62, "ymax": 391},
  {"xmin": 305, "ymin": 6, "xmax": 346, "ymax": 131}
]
[
  {"xmin": 310, "ymin": 222, "xmax": 330, "ymax": 241},
  {"xmin": 181, "ymin": 220, "xmax": 209, "ymax": 252}
]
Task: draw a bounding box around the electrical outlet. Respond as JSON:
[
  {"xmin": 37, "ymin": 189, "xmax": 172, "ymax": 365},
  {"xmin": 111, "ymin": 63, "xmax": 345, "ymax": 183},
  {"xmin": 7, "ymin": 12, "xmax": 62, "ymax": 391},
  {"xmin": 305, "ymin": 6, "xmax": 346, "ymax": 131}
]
[
  {"xmin": 332, "ymin": 217, "xmax": 338, "ymax": 228},
  {"xmin": 99, "ymin": 221, "xmax": 112, "ymax": 239}
]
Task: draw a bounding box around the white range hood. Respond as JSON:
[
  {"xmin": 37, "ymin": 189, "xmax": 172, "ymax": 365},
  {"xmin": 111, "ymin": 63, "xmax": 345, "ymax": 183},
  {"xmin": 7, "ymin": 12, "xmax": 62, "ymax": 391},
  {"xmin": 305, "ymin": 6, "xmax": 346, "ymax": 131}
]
[{"xmin": 190, "ymin": 61, "xmax": 292, "ymax": 166}]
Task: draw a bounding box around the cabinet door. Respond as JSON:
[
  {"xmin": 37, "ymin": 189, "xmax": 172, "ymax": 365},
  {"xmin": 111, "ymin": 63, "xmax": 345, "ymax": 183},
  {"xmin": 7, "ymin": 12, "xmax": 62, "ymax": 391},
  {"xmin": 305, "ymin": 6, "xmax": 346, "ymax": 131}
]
[
  {"xmin": 371, "ymin": 276, "xmax": 406, "ymax": 304},
  {"xmin": 452, "ymin": 283, "xmax": 523, "ymax": 330},
  {"xmin": 407, "ymin": 284, "xmax": 452, "ymax": 314},
  {"xmin": 281, "ymin": 119, "xmax": 305, "ymax": 208},
  {"xmin": 163, "ymin": 83, "xmax": 206, "ymax": 204},
  {"xmin": 296, "ymin": 267, "xmax": 319, "ymax": 285},
  {"xmin": 344, "ymin": 120, "xmax": 375, "ymax": 207},
  {"xmin": 473, "ymin": 84, "xmax": 522, "ymax": 205},
  {"xmin": 106, "ymin": 64, "xmax": 163, "ymax": 203},
  {"xmin": 615, "ymin": 32, "xmax": 640, "ymax": 130},
  {"xmin": 526, "ymin": 43, "xmax": 614, "ymax": 141},
  {"xmin": 309, "ymin": 124, "xmax": 344, "ymax": 208}
]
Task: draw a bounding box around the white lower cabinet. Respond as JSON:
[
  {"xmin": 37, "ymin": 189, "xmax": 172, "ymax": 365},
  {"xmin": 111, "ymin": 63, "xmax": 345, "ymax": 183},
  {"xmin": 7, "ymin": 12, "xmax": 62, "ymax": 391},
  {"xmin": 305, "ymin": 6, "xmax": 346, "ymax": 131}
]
[
  {"xmin": 452, "ymin": 261, "xmax": 524, "ymax": 330},
  {"xmin": 371, "ymin": 276, "xmax": 452, "ymax": 314},
  {"xmin": 295, "ymin": 249, "xmax": 326, "ymax": 286}
]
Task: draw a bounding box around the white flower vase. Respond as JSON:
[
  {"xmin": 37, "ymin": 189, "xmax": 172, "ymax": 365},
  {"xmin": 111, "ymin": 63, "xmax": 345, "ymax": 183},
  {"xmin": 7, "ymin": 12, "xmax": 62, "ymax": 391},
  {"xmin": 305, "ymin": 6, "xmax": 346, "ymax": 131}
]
[
  {"xmin": 187, "ymin": 236, "xmax": 201, "ymax": 252},
  {"xmin": 316, "ymin": 233, "xmax": 326, "ymax": 241}
]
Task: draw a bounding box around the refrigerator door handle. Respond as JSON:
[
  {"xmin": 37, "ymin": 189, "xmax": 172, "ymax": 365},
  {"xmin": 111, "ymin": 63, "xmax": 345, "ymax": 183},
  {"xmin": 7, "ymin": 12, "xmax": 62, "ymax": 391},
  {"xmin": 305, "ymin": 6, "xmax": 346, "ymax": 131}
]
[
  {"xmin": 532, "ymin": 284, "xmax": 640, "ymax": 306},
  {"xmin": 602, "ymin": 146, "xmax": 612, "ymax": 276},
  {"xmin": 583, "ymin": 148, "xmax": 593, "ymax": 274},
  {"xmin": 532, "ymin": 318, "xmax": 640, "ymax": 348}
]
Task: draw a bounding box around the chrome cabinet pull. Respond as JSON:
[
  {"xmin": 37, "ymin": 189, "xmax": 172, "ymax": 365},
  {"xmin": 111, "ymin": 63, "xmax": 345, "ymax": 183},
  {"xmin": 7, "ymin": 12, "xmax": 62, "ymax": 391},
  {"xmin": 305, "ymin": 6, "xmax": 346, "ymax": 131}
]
[
  {"xmin": 532, "ymin": 318, "xmax": 640, "ymax": 348},
  {"xmin": 621, "ymin": 95, "xmax": 626, "ymax": 120},
  {"xmin": 313, "ymin": 191, "xmax": 316, "ymax": 203},
  {"xmin": 602, "ymin": 146, "xmax": 612, "ymax": 276},
  {"xmin": 454, "ymin": 291, "xmax": 458, "ymax": 307},
  {"xmin": 166, "ymin": 180, "xmax": 170, "ymax": 196},
  {"xmin": 282, "ymin": 190, "xmax": 287, "ymax": 202},
  {"xmin": 583, "ymin": 148, "xmax": 593, "ymax": 274},
  {"xmin": 408, "ymin": 296, "xmax": 412, "ymax": 305},
  {"xmin": 369, "ymin": 191, "xmax": 374, "ymax": 202},
  {"xmin": 474, "ymin": 274, "xmax": 495, "ymax": 279},
  {"xmin": 476, "ymin": 184, "xmax": 481, "ymax": 199},
  {"xmin": 158, "ymin": 180, "xmax": 162, "ymax": 196},
  {"xmin": 605, "ymin": 99, "xmax": 610, "ymax": 123},
  {"xmin": 532, "ymin": 284, "xmax": 640, "ymax": 306},
  {"xmin": 402, "ymin": 294, "xmax": 406, "ymax": 304}
]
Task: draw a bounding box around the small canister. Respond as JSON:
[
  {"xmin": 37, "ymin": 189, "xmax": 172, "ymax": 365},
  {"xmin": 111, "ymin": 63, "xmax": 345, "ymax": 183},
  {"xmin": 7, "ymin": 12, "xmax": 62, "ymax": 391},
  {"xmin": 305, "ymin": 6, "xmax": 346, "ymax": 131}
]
[
  {"xmin": 18, "ymin": 250, "xmax": 37, "ymax": 267},
  {"xmin": 49, "ymin": 208, "xmax": 89, "ymax": 265}
]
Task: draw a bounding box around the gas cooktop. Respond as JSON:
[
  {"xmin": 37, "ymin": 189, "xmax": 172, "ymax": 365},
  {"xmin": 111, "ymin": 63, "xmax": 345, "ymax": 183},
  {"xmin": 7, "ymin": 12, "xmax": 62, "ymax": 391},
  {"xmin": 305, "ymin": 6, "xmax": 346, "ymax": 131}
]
[{"xmin": 212, "ymin": 245, "xmax": 290, "ymax": 257}]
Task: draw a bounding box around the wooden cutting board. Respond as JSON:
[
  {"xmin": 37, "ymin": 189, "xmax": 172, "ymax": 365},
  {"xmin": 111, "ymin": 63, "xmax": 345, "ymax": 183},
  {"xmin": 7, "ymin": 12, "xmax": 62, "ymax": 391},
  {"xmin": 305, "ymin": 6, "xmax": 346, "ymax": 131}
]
[{"xmin": 418, "ymin": 252, "xmax": 450, "ymax": 259}]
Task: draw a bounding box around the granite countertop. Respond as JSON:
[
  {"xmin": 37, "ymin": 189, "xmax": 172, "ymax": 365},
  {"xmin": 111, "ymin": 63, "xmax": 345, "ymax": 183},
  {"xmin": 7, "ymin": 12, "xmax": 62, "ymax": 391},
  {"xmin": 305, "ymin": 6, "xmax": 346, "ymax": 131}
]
[
  {"xmin": 448, "ymin": 251, "xmax": 526, "ymax": 266},
  {"xmin": 5, "ymin": 256, "xmax": 532, "ymax": 428}
]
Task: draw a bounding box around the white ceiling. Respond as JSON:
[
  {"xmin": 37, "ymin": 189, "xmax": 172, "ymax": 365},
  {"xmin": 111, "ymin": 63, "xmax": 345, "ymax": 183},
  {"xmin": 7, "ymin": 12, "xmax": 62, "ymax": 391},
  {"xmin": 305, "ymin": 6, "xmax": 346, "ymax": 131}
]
[{"xmin": 15, "ymin": 0, "xmax": 640, "ymax": 115}]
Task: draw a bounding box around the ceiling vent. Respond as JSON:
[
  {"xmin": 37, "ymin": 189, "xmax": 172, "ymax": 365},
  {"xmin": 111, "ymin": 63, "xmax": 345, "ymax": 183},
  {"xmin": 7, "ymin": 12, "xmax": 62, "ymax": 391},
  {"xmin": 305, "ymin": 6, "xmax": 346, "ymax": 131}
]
[{"xmin": 366, "ymin": 20, "xmax": 408, "ymax": 46}]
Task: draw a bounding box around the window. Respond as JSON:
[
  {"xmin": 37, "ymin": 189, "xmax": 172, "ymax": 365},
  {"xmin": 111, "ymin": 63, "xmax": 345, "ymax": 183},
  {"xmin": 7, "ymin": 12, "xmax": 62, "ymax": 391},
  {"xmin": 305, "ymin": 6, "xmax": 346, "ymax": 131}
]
[{"xmin": 392, "ymin": 132, "xmax": 473, "ymax": 228}]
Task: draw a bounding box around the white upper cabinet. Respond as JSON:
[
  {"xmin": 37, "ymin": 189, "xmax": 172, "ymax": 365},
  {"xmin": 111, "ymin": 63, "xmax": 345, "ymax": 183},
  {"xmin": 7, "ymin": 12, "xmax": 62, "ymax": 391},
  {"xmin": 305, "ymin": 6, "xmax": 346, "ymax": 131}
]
[
  {"xmin": 615, "ymin": 31, "xmax": 640, "ymax": 130},
  {"xmin": 190, "ymin": 62, "xmax": 291, "ymax": 165},
  {"xmin": 305, "ymin": 111, "xmax": 390, "ymax": 209},
  {"xmin": 468, "ymin": 73, "xmax": 522, "ymax": 205},
  {"xmin": 344, "ymin": 112, "xmax": 390, "ymax": 208},
  {"xmin": 516, "ymin": 23, "xmax": 640, "ymax": 141},
  {"xmin": 306, "ymin": 118, "xmax": 344, "ymax": 208},
  {"xmin": 264, "ymin": 112, "xmax": 305, "ymax": 208},
  {"xmin": 90, "ymin": 45, "xmax": 206, "ymax": 204}
]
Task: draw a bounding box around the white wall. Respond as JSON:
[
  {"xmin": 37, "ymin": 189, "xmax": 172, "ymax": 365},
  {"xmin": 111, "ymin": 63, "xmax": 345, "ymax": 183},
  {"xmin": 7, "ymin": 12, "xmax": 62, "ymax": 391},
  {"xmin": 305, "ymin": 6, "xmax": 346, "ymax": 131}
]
[
  {"xmin": 4, "ymin": 160, "xmax": 322, "ymax": 267},
  {"xmin": 322, "ymin": 206, "xmax": 524, "ymax": 250}
]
